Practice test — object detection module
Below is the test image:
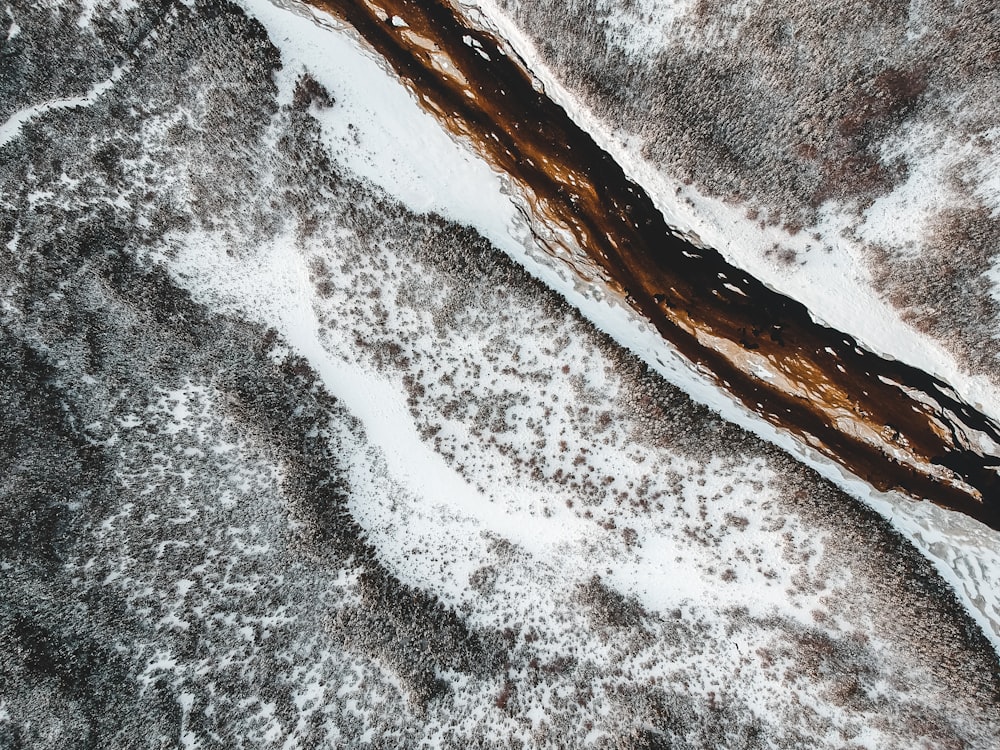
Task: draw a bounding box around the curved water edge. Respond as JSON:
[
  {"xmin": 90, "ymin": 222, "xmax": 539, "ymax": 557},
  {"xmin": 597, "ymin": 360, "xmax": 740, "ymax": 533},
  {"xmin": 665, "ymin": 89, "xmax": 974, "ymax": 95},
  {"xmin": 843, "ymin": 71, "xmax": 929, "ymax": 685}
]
[{"xmin": 298, "ymin": 0, "xmax": 1000, "ymax": 530}]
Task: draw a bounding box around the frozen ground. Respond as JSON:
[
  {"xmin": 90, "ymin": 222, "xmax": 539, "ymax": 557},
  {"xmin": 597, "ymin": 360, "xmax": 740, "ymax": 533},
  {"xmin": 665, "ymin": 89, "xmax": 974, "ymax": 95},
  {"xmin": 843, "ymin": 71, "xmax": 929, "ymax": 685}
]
[{"xmin": 0, "ymin": 1, "xmax": 999, "ymax": 748}]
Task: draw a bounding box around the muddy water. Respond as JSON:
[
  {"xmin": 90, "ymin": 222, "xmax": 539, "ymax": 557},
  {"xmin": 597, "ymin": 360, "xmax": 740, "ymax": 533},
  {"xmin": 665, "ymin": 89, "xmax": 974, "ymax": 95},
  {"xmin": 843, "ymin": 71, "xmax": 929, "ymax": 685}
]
[{"xmin": 305, "ymin": 0, "xmax": 1000, "ymax": 530}]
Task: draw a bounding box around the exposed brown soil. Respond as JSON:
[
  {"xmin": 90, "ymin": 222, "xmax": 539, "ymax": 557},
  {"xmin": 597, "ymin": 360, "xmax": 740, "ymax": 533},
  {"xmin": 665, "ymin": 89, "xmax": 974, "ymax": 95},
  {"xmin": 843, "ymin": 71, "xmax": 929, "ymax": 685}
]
[{"xmin": 305, "ymin": 0, "xmax": 1000, "ymax": 530}]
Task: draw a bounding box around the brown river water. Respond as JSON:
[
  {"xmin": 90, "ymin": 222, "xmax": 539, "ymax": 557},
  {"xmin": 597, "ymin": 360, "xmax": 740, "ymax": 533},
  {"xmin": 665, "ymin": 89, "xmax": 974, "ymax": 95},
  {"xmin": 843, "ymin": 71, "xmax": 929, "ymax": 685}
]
[{"xmin": 304, "ymin": 0, "xmax": 1000, "ymax": 530}]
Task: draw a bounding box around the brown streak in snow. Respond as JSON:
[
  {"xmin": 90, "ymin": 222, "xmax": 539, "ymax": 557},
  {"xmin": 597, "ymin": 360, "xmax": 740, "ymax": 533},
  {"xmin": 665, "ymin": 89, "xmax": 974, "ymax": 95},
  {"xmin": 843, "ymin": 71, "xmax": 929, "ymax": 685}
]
[{"xmin": 303, "ymin": 0, "xmax": 1000, "ymax": 529}]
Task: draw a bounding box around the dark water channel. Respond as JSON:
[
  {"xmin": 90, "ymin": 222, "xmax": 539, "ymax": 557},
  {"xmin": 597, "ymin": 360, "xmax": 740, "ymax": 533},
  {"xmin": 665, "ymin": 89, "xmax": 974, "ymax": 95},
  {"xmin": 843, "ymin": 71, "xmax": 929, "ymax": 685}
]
[{"xmin": 307, "ymin": 0, "xmax": 1000, "ymax": 530}]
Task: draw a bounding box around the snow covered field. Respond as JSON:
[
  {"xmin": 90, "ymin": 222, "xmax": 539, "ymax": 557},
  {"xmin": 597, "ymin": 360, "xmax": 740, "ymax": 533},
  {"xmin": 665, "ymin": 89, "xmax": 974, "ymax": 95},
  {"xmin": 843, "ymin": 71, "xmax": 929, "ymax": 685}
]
[{"xmin": 0, "ymin": 0, "xmax": 999, "ymax": 747}]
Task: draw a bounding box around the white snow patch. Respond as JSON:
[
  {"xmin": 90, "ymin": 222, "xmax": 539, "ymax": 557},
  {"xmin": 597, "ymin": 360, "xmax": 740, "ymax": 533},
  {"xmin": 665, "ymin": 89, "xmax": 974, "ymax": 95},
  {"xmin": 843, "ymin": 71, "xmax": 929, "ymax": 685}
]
[
  {"xmin": 0, "ymin": 66, "xmax": 125, "ymax": 149},
  {"xmin": 239, "ymin": 0, "xmax": 524, "ymax": 257},
  {"xmin": 988, "ymin": 257, "xmax": 1000, "ymax": 306},
  {"xmin": 165, "ymin": 230, "xmax": 617, "ymax": 604},
  {"xmin": 76, "ymin": 0, "xmax": 139, "ymax": 28},
  {"xmin": 967, "ymin": 126, "xmax": 1000, "ymax": 215},
  {"xmin": 590, "ymin": 0, "xmax": 763, "ymax": 57}
]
